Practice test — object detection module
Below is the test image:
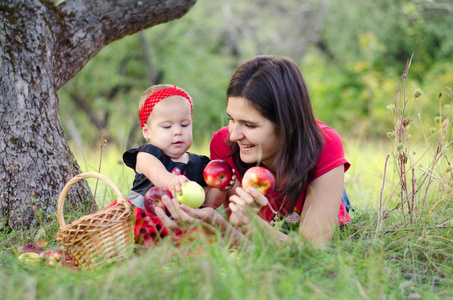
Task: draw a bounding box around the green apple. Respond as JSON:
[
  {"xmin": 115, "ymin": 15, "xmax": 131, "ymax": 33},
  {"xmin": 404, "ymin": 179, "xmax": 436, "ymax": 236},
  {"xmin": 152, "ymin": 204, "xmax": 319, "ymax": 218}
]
[
  {"xmin": 18, "ymin": 252, "xmax": 42, "ymax": 266},
  {"xmin": 175, "ymin": 181, "xmax": 205, "ymax": 208}
]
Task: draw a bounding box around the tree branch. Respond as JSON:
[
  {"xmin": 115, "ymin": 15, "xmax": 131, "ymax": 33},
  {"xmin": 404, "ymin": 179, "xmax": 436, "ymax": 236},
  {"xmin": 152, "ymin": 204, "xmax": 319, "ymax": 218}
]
[{"xmin": 53, "ymin": 0, "xmax": 197, "ymax": 87}]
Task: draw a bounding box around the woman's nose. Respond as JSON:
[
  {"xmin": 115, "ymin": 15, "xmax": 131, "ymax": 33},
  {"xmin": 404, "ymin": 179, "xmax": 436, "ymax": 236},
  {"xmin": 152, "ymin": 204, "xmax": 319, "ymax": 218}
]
[{"xmin": 228, "ymin": 123, "xmax": 242, "ymax": 141}]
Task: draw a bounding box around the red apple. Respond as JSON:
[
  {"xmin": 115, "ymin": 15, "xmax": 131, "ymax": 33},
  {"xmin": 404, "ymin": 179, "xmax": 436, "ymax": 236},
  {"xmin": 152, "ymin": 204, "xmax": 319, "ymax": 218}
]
[
  {"xmin": 144, "ymin": 186, "xmax": 172, "ymax": 215},
  {"xmin": 171, "ymin": 167, "xmax": 182, "ymax": 175},
  {"xmin": 242, "ymin": 166, "xmax": 275, "ymax": 196},
  {"xmin": 49, "ymin": 249, "xmax": 70, "ymax": 262},
  {"xmin": 39, "ymin": 250, "xmax": 52, "ymax": 259},
  {"xmin": 59, "ymin": 255, "xmax": 78, "ymax": 270},
  {"xmin": 203, "ymin": 160, "xmax": 234, "ymax": 189},
  {"xmin": 46, "ymin": 259, "xmax": 58, "ymax": 266},
  {"xmin": 17, "ymin": 242, "xmax": 43, "ymax": 254}
]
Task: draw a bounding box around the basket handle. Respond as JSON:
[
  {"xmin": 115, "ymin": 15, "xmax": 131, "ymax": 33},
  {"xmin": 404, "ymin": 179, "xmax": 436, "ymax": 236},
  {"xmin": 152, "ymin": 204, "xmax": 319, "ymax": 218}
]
[{"xmin": 57, "ymin": 172, "xmax": 126, "ymax": 227}]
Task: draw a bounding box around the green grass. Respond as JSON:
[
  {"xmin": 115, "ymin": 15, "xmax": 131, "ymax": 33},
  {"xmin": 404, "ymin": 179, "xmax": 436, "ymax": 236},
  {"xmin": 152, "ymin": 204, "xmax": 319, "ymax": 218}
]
[{"xmin": 1, "ymin": 137, "xmax": 453, "ymax": 299}]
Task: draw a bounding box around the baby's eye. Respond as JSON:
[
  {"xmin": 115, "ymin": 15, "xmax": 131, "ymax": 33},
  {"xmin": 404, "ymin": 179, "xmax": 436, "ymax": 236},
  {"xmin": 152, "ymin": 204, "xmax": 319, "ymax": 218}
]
[
  {"xmin": 162, "ymin": 125, "xmax": 171, "ymax": 129},
  {"xmin": 181, "ymin": 124, "xmax": 189, "ymax": 128}
]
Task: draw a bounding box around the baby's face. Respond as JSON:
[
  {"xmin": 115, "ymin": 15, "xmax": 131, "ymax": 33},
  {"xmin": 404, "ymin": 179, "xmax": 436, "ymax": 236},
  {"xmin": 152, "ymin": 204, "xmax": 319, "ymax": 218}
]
[{"xmin": 143, "ymin": 96, "xmax": 193, "ymax": 160}]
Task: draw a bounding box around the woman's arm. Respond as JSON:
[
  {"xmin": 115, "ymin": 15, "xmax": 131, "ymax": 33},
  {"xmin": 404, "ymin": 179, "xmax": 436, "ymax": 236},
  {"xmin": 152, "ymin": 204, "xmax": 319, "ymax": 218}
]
[
  {"xmin": 155, "ymin": 195, "xmax": 250, "ymax": 248},
  {"xmin": 228, "ymin": 187, "xmax": 289, "ymax": 245},
  {"xmin": 228, "ymin": 165, "xmax": 345, "ymax": 248},
  {"xmin": 298, "ymin": 165, "xmax": 344, "ymax": 247},
  {"xmin": 203, "ymin": 177, "xmax": 240, "ymax": 209}
]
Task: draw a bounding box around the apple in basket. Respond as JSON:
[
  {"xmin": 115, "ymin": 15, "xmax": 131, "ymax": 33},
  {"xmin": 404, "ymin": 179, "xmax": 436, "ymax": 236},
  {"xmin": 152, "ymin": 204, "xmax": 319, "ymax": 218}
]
[
  {"xmin": 203, "ymin": 159, "xmax": 234, "ymax": 189},
  {"xmin": 175, "ymin": 181, "xmax": 205, "ymax": 208},
  {"xmin": 144, "ymin": 187, "xmax": 173, "ymax": 215},
  {"xmin": 242, "ymin": 166, "xmax": 275, "ymax": 196}
]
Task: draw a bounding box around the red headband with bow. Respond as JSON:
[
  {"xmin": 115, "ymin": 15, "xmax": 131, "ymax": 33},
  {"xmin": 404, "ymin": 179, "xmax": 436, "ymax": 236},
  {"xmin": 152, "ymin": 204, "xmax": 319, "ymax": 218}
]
[{"xmin": 139, "ymin": 86, "xmax": 192, "ymax": 129}]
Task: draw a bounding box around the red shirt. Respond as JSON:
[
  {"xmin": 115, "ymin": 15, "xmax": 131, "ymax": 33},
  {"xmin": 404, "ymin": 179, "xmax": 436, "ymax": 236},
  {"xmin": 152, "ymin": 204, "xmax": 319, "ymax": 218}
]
[{"xmin": 210, "ymin": 120, "xmax": 351, "ymax": 225}]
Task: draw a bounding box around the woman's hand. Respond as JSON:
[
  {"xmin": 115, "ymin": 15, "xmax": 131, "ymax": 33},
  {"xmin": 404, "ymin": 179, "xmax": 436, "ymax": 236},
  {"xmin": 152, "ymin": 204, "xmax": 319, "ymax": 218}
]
[
  {"xmin": 228, "ymin": 187, "xmax": 269, "ymax": 232},
  {"xmin": 155, "ymin": 195, "xmax": 216, "ymax": 230},
  {"xmin": 228, "ymin": 187, "xmax": 287, "ymax": 245}
]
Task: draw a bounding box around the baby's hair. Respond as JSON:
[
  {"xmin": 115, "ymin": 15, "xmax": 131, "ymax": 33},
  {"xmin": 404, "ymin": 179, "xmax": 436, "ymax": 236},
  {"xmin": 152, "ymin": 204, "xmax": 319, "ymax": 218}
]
[{"xmin": 137, "ymin": 84, "xmax": 192, "ymax": 118}]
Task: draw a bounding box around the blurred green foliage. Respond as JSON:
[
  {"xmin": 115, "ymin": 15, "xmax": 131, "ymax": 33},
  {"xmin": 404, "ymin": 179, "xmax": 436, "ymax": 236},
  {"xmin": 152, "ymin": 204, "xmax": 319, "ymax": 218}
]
[{"xmin": 58, "ymin": 0, "xmax": 453, "ymax": 150}]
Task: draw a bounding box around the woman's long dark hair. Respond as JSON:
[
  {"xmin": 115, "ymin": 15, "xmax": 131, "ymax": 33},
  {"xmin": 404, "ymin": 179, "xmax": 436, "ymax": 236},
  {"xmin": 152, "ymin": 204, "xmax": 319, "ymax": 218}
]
[{"xmin": 227, "ymin": 56, "xmax": 324, "ymax": 214}]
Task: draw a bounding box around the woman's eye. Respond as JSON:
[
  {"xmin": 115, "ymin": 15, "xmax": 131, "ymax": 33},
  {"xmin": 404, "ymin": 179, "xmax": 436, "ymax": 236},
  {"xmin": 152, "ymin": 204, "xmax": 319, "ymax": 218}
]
[{"xmin": 245, "ymin": 124, "xmax": 255, "ymax": 128}]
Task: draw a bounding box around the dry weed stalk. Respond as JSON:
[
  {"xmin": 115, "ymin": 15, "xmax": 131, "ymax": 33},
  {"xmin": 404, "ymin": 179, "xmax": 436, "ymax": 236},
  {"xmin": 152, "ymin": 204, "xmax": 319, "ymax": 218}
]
[
  {"xmin": 90, "ymin": 135, "xmax": 108, "ymax": 213},
  {"xmin": 382, "ymin": 54, "xmax": 453, "ymax": 227}
]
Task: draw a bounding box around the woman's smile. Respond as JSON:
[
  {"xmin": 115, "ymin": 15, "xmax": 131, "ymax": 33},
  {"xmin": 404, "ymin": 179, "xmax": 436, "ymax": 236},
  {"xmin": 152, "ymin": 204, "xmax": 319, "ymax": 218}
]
[{"xmin": 239, "ymin": 143, "xmax": 254, "ymax": 149}]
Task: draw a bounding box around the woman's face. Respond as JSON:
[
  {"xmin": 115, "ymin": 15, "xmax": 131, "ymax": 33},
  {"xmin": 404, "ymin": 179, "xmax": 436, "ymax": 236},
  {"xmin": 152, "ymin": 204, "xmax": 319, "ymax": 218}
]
[{"xmin": 227, "ymin": 96, "xmax": 279, "ymax": 171}]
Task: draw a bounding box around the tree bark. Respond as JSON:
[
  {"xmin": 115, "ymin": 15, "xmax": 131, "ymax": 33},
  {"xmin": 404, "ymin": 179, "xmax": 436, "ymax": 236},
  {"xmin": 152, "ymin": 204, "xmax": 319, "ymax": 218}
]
[{"xmin": 0, "ymin": 0, "xmax": 196, "ymax": 231}]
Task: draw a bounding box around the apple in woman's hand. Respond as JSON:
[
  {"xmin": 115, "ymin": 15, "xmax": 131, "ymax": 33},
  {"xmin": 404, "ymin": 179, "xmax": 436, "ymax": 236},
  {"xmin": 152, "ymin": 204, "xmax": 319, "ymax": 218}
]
[
  {"xmin": 242, "ymin": 166, "xmax": 275, "ymax": 196},
  {"xmin": 203, "ymin": 159, "xmax": 233, "ymax": 189},
  {"xmin": 175, "ymin": 181, "xmax": 205, "ymax": 208},
  {"xmin": 144, "ymin": 187, "xmax": 172, "ymax": 215}
]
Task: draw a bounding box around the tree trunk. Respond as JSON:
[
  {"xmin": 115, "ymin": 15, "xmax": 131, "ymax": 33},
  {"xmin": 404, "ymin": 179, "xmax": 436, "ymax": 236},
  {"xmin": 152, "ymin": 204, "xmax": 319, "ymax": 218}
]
[{"xmin": 0, "ymin": 0, "xmax": 196, "ymax": 231}]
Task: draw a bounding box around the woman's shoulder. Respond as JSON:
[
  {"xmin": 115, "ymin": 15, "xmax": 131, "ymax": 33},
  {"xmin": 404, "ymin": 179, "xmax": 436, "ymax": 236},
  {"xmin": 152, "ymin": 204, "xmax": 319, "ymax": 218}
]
[
  {"xmin": 316, "ymin": 120, "xmax": 342, "ymax": 142},
  {"xmin": 314, "ymin": 120, "xmax": 350, "ymax": 178},
  {"xmin": 212, "ymin": 126, "xmax": 229, "ymax": 141},
  {"xmin": 210, "ymin": 126, "xmax": 230, "ymax": 159}
]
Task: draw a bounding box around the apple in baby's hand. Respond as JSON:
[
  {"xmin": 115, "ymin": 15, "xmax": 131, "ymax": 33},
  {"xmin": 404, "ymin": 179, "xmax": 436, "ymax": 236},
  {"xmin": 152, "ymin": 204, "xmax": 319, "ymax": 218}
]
[
  {"xmin": 203, "ymin": 159, "xmax": 233, "ymax": 189},
  {"xmin": 242, "ymin": 166, "xmax": 275, "ymax": 196},
  {"xmin": 175, "ymin": 181, "xmax": 205, "ymax": 208},
  {"xmin": 144, "ymin": 187, "xmax": 172, "ymax": 215}
]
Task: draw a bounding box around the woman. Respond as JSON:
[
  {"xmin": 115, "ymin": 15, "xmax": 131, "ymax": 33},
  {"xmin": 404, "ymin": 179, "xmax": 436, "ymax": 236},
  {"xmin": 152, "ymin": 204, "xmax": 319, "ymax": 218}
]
[{"xmin": 155, "ymin": 56, "xmax": 350, "ymax": 248}]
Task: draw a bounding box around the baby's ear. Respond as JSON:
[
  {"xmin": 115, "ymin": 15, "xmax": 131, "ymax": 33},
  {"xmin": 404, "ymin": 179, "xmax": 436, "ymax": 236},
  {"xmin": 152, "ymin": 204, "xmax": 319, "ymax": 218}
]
[{"xmin": 142, "ymin": 126, "xmax": 150, "ymax": 141}]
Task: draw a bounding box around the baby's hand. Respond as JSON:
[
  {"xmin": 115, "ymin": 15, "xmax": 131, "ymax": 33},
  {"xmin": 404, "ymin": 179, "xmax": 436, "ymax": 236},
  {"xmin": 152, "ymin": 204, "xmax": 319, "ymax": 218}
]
[{"xmin": 168, "ymin": 175, "xmax": 190, "ymax": 196}]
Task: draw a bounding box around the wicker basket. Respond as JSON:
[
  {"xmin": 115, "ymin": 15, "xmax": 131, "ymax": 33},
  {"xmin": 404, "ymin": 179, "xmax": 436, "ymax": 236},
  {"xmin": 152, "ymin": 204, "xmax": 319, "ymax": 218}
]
[{"xmin": 56, "ymin": 172, "xmax": 134, "ymax": 271}]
